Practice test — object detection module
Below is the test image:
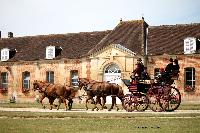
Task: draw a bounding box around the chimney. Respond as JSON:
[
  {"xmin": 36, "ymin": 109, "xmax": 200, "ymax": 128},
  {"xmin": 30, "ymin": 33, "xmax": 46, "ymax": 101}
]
[
  {"xmin": 8, "ymin": 32, "xmax": 13, "ymax": 38},
  {"xmin": 142, "ymin": 17, "xmax": 144, "ymax": 21},
  {"xmin": 120, "ymin": 18, "xmax": 123, "ymax": 23}
]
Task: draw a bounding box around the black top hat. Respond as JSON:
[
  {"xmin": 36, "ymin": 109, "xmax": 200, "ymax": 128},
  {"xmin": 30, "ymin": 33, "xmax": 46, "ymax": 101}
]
[
  {"xmin": 169, "ymin": 58, "xmax": 173, "ymax": 62},
  {"xmin": 137, "ymin": 58, "xmax": 142, "ymax": 61}
]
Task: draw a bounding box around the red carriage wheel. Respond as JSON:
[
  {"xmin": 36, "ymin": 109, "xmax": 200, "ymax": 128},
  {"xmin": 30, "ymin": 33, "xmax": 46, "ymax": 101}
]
[
  {"xmin": 160, "ymin": 86, "xmax": 181, "ymax": 112},
  {"xmin": 147, "ymin": 87, "xmax": 165, "ymax": 112},
  {"xmin": 136, "ymin": 94, "xmax": 148, "ymax": 111},
  {"xmin": 123, "ymin": 94, "xmax": 136, "ymax": 112}
]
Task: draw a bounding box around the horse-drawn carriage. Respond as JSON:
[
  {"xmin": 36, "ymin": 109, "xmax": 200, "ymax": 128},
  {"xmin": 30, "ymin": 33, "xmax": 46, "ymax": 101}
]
[
  {"xmin": 33, "ymin": 57, "xmax": 181, "ymax": 112},
  {"xmin": 122, "ymin": 72, "xmax": 181, "ymax": 112}
]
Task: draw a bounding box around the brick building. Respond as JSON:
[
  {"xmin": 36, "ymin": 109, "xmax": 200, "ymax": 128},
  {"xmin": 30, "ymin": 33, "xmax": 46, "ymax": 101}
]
[{"xmin": 0, "ymin": 19, "xmax": 200, "ymax": 102}]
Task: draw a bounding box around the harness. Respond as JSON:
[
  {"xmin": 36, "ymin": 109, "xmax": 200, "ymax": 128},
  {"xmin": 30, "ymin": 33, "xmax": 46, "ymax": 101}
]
[{"xmin": 38, "ymin": 83, "xmax": 51, "ymax": 93}]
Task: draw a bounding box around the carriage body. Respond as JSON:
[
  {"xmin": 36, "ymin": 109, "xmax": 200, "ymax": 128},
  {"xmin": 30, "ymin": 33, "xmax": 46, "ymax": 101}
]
[
  {"xmin": 122, "ymin": 79, "xmax": 151, "ymax": 94},
  {"xmin": 122, "ymin": 76, "xmax": 181, "ymax": 112}
]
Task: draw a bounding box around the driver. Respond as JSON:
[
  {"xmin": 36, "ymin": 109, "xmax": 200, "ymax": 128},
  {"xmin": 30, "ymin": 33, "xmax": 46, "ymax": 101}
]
[
  {"xmin": 131, "ymin": 58, "xmax": 144, "ymax": 81},
  {"xmin": 165, "ymin": 58, "xmax": 174, "ymax": 76}
]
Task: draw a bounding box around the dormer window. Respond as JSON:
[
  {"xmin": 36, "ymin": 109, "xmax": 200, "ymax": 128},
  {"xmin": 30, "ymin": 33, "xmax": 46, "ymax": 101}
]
[
  {"xmin": 46, "ymin": 46, "xmax": 55, "ymax": 59},
  {"xmin": 1, "ymin": 48, "xmax": 10, "ymax": 61},
  {"xmin": 184, "ymin": 37, "xmax": 196, "ymax": 54},
  {"xmin": 46, "ymin": 46, "xmax": 62, "ymax": 59},
  {"xmin": 1, "ymin": 48, "xmax": 17, "ymax": 61}
]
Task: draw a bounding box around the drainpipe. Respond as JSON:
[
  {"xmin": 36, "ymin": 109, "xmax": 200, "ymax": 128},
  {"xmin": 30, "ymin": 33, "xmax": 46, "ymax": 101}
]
[
  {"xmin": 144, "ymin": 27, "xmax": 148, "ymax": 67},
  {"xmin": 142, "ymin": 17, "xmax": 148, "ymax": 67}
]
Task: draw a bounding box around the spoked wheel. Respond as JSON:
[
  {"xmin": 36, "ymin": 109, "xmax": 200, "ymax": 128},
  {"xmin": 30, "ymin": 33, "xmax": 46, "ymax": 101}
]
[
  {"xmin": 123, "ymin": 94, "xmax": 136, "ymax": 112},
  {"xmin": 136, "ymin": 94, "xmax": 148, "ymax": 111},
  {"xmin": 160, "ymin": 86, "xmax": 181, "ymax": 112},
  {"xmin": 147, "ymin": 87, "xmax": 165, "ymax": 112}
]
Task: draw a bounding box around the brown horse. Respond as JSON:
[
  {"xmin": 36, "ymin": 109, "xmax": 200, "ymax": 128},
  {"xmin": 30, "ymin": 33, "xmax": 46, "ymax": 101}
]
[
  {"xmin": 33, "ymin": 80, "xmax": 75, "ymax": 110},
  {"xmin": 77, "ymin": 78, "xmax": 104, "ymax": 110},
  {"xmin": 78, "ymin": 78, "xmax": 124, "ymax": 111}
]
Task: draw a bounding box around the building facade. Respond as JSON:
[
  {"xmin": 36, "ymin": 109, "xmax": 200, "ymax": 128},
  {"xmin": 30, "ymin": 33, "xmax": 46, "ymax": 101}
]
[{"xmin": 0, "ymin": 19, "xmax": 200, "ymax": 103}]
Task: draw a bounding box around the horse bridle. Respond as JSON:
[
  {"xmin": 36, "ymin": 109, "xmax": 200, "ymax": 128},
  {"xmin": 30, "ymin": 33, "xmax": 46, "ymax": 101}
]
[
  {"xmin": 41, "ymin": 83, "xmax": 51, "ymax": 93},
  {"xmin": 35, "ymin": 82, "xmax": 51, "ymax": 93},
  {"xmin": 78, "ymin": 80, "xmax": 91, "ymax": 97}
]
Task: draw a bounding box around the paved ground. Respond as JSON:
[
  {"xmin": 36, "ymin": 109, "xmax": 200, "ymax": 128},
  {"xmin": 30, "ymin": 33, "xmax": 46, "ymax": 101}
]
[{"xmin": 0, "ymin": 107, "xmax": 200, "ymax": 114}]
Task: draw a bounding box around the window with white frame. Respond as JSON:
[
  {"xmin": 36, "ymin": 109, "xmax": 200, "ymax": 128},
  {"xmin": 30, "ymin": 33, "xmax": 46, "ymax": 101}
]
[
  {"xmin": 184, "ymin": 67, "xmax": 195, "ymax": 92},
  {"xmin": 1, "ymin": 48, "xmax": 10, "ymax": 61},
  {"xmin": 46, "ymin": 46, "xmax": 55, "ymax": 59},
  {"xmin": 1, "ymin": 72, "xmax": 8, "ymax": 89},
  {"xmin": 71, "ymin": 70, "xmax": 78, "ymax": 87},
  {"xmin": 46, "ymin": 71, "xmax": 54, "ymax": 83},
  {"xmin": 22, "ymin": 72, "xmax": 30, "ymax": 90}
]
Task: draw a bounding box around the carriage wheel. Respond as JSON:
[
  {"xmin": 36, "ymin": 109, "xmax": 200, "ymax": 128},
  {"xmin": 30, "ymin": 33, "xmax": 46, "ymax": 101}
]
[
  {"xmin": 136, "ymin": 94, "xmax": 148, "ymax": 111},
  {"xmin": 123, "ymin": 94, "xmax": 136, "ymax": 112},
  {"xmin": 147, "ymin": 87, "xmax": 165, "ymax": 112},
  {"xmin": 160, "ymin": 86, "xmax": 181, "ymax": 112}
]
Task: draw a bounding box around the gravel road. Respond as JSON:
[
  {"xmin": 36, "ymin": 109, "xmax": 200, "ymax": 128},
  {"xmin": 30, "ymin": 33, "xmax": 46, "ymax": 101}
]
[{"xmin": 0, "ymin": 107, "xmax": 200, "ymax": 114}]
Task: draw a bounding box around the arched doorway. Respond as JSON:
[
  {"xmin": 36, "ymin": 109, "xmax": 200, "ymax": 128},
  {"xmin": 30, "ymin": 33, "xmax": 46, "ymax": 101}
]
[
  {"xmin": 103, "ymin": 63, "xmax": 121, "ymax": 104},
  {"xmin": 103, "ymin": 63, "xmax": 121, "ymax": 85}
]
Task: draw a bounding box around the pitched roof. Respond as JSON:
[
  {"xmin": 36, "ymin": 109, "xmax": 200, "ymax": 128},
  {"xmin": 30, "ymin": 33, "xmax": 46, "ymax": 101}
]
[
  {"xmin": 147, "ymin": 23, "xmax": 200, "ymax": 55},
  {"xmin": 88, "ymin": 20, "xmax": 148, "ymax": 56},
  {"xmin": 0, "ymin": 31, "xmax": 110, "ymax": 61}
]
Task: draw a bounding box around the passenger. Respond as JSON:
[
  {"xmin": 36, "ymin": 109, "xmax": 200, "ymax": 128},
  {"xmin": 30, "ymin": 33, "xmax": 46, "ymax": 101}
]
[
  {"xmin": 173, "ymin": 59, "xmax": 180, "ymax": 72},
  {"xmin": 172, "ymin": 59, "xmax": 180, "ymax": 78},
  {"xmin": 159, "ymin": 68, "xmax": 165, "ymax": 76},
  {"xmin": 165, "ymin": 58, "xmax": 174, "ymax": 75},
  {"xmin": 156, "ymin": 68, "xmax": 165, "ymax": 83},
  {"xmin": 141, "ymin": 67, "xmax": 150, "ymax": 80}
]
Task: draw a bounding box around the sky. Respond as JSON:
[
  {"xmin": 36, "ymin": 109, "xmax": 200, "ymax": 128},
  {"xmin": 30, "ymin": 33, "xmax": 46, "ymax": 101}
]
[{"xmin": 0, "ymin": 0, "xmax": 200, "ymax": 38}]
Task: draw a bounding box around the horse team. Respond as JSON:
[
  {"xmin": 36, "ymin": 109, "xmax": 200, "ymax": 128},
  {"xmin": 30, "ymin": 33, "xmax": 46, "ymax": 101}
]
[{"xmin": 33, "ymin": 78, "xmax": 125, "ymax": 111}]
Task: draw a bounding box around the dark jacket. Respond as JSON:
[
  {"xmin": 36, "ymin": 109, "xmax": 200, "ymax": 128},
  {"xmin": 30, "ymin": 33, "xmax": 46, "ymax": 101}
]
[
  {"xmin": 165, "ymin": 62, "xmax": 173, "ymax": 73},
  {"xmin": 141, "ymin": 71, "xmax": 150, "ymax": 80}
]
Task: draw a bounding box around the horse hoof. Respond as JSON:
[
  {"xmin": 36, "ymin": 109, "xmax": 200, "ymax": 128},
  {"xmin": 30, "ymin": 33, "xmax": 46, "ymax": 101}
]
[
  {"xmin": 116, "ymin": 108, "xmax": 119, "ymax": 111},
  {"xmin": 92, "ymin": 109, "xmax": 95, "ymax": 111},
  {"xmin": 68, "ymin": 106, "xmax": 72, "ymax": 110},
  {"xmin": 43, "ymin": 106, "xmax": 46, "ymax": 109},
  {"xmin": 108, "ymin": 109, "xmax": 112, "ymax": 111}
]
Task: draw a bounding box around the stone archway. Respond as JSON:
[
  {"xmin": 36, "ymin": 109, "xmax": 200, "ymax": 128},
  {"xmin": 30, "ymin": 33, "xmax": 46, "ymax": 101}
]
[{"xmin": 103, "ymin": 63, "xmax": 121, "ymax": 104}]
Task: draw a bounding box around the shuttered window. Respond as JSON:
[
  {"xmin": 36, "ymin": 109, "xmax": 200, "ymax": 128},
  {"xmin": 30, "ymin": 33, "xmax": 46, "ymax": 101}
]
[
  {"xmin": 46, "ymin": 46, "xmax": 55, "ymax": 59},
  {"xmin": 184, "ymin": 67, "xmax": 195, "ymax": 92},
  {"xmin": 22, "ymin": 71, "xmax": 30, "ymax": 89},
  {"xmin": 46, "ymin": 71, "xmax": 54, "ymax": 83},
  {"xmin": 71, "ymin": 70, "xmax": 78, "ymax": 87},
  {"xmin": 1, "ymin": 48, "xmax": 9, "ymax": 61},
  {"xmin": 1, "ymin": 72, "xmax": 8, "ymax": 88}
]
